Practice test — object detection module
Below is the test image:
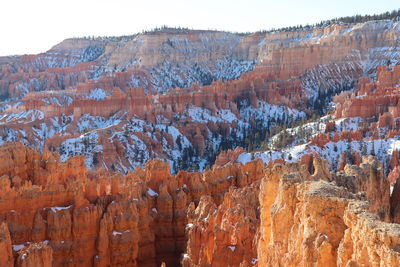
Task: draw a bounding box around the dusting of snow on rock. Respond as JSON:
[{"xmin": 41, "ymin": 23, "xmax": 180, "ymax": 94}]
[
  {"xmin": 112, "ymin": 229, "xmax": 131, "ymax": 236},
  {"xmin": 13, "ymin": 244, "xmax": 26, "ymax": 252},
  {"xmin": 147, "ymin": 188, "xmax": 159, "ymax": 197},
  {"xmin": 85, "ymin": 88, "xmax": 107, "ymax": 100},
  {"xmin": 50, "ymin": 205, "xmax": 72, "ymax": 212}
]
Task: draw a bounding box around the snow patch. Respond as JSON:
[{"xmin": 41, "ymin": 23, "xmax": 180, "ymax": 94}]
[
  {"xmin": 50, "ymin": 205, "xmax": 72, "ymax": 212},
  {"xmin": 147, "ymin": 188, "xmax": 159, "ymax": 197},
  {"xmin": 85, "ymin": 88, "xmax": 107, "ymax": 100}
]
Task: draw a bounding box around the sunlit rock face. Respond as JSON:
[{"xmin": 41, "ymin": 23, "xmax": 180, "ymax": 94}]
[
  {"xmin": 2, "ymin": 17, "xmax": 400, "ymax": 267},
  {"xmin": 0, "ymin": 141, "xmax": 400, "ymax": 266},
  {"xmin": 0, "ymin": 142, "xmax": 265, "ymax": 266}
]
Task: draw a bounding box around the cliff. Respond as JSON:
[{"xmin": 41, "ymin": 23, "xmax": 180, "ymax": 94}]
[
  {"xmin": 256, "ymin": 155, "xmax": 400, "ymax": 266},
  {"xmin": 1, "ymin": 20, "xmax": 400, "ymax": 174},
  {"xmin": 0, "ymin": 142, "xmax": 265, "ymax": 266},
  {"xmin": 0, "ymin": 142, "xmax": 400, "ymax": 266}
]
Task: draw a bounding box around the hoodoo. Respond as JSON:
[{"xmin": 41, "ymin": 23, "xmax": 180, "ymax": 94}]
[{"xmin": 1, "ymin": 5, "xmax": 400, "ymax": 267}]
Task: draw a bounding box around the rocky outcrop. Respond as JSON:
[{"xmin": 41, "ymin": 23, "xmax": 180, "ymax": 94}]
[
  {"xmin": 337, "ymin": 156, "xmax": 391, "ymax": 221},
  {"xmin": 0, "ymin": 141, "xmax": 399, "ymax": 266},
  {"xmin": 1, "ymin": 19, "xmax": 400, "ymax": 175},
  {"xmin": 258, "ymin": 159, "xmax": 400, "ymax": 267},
  {"xmin": 16, "ymin": 242, "xmax": 53, "ymax": 267},
  {"xmin": 0, "ymin": 142, "xmax": 266, "ymax": 266},
  {"xmin": 0, "ymin": 222, "xmax": 13, "ymax": 266},
  {"xmin": 183, "ymin": 184, "xmax": 259, "ymax": 267},
  {"xmin": 335, "ymin": 66, "xmax": 400, "ymax": 120},
  {"xmin": 338, "ymin": 201, "xmax": 400, "ymax": 267}
]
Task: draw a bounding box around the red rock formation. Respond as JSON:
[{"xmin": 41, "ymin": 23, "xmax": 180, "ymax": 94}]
[
  {"xmin": 0, "ymin": 222, "xmax": 13, "ymax": 266},
  {"xmin": 0, "ymin": 141, "xmax": 399, "ymax": 266},
  {"xmin": 335, "ymin": 66, "xmax": 400, "ymax": 120},
  {"xmin": 214, "ymin": 147, "xmax": 246, "ymax": 167},
  {"xmin": 258, "ymin": 158, "xmax": 400, "ymax": 267},
  {"xmin": 389, "ymin": 166, "xmax": 400, "ymax": 185},
  {"xmin": 336, "ymin": 156, "xmax": 391, "ymax": 221},
  {"xmin": 0, "ymin": 20, "xmax": 399, "ymax": 173},
  {"xmin": 183, "ymin": 184, "xmax": 260, "ymax": 267},
  {"xmin": 0, "ymin": 142, "xmax": 267, "ymax": 266},
  {"xmin": 16, "ymin": 242, "xmax": 53, "ymax": 267}
]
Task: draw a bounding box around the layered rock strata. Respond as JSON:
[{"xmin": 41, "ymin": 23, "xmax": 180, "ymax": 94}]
[
  {"xmin": 0, "ymin": 142, "xmax": 264, "ymax": 266},
  {"xmin": 1, "ymin": 20, "xmax": 400, "ymax": 173},
  {"xmin": 183, "ymin": 154, "xmax": 400, "ymax": 266}
]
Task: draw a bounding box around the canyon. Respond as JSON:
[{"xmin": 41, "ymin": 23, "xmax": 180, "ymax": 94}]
[
  {"xmin": 0, "ymin": 142, "xmax": 400, "ymax": 266},
  {"xmin": 1, "ymin": 12, "xmax": 400, "ymax": 267},
  {"xmin": 1, "ymin": 19, "xmax": 400, "ymax": 173}
]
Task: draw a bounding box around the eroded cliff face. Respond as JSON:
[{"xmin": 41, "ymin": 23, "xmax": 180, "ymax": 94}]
[
  {"xmin": 236, "ymin": 60, "xmax": 400, "ymax": 189},
  {"xmin": 0, "ymin": 142, "xmax": 266, "ymax": 266},
  {"xmin": 1, "ymin": 142, "xmax": 400, "ymax": 266},
  {"xmin": 257, "ymin": 157, "xmax": 400, "ymax": 267},
  {"xmin": 180, "ymin": 154, "xmax": 400, "ymax": 267},
  {"xmin": 183, "ymin": 184, "xmax": 260, "ymax": 267},
  {"xmin": 1, "ymin": 20, "xmax": 400, "ymax": 175}
]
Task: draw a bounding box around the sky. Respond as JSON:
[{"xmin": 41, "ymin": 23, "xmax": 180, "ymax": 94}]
[{"xmin": 0, "ymin": 0, "xmax": 398, "ymax": 56}]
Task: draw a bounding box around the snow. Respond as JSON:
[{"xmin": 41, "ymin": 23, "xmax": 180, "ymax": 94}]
[
  {"xmin": 334, "ymin": 117, "xmax": 362, "ymax": 132},
  {"xmin": 239, "ymin": 136, "xmax": 400, "ymax": 174},
  {"xmin": 77, "ymin": 112, "xmax": 125, "ymax": 133},
  {"xmin": 59, "ymin": 131, "xmax": 102, "ymax": 168},
  {"xmin": 85, "ymin": 88, "xmax": 107, "ymax": 100},
  {"xmin": 341, "ymin": 27, "xmax": 354, "ymax": 34},
  {"xmin": 112, "ymin": 229, "xmax": 131, "ymax": 236},
  {"xmin": 15, "ymin": 82, "xmax": 29, "ymax": 97},
  {"xmin": 14, "ymin": 102, "xmax": 22, "ymax": 108},
  {"xmin": 227, "ymin": 245, "xmax": 236, "ymax": 252},
  {"xmin": 365, "ymin": 46, "xmax": 400, "ymax": 75},
  {"xmin": 237, "ymin": 153, "xmax": 252, "ymax": 165},
  {"xmin": 110, "ymin": 131, "xmax": 150, "ymax": 172},
  {"xmin": 146, "ymin": 57, "xmax": 254, "ymax": 93},
  {"xmin": 216, "ymin": 109, "xmax": 237, "ymax": 123},
  {"xmin": 1, "ymin": 21, "xmax": 400, "ymax": 179},
  {"xmin": 240, "ymin": 100, "xmax": 306, "ymax": 126},
  {"xmin": 188, "ymin": 106, "xmax": 224, "ymax": 123},
  {"xmin": 42, "ymin": 95, "xmax": 73, "ymax": 106},
  {"xmin": 32, "ymin": 44, "xmax": 104, "ymax": 70},
  {"xmin": 50, "ymin": 205, "xmax": 72, "ymax": 212},
  {"xmin": 0, "ymin": 110, "xmax": 44, "ymax": 125},
  {"xmin": 13, "ymin": 244, "xmax": 25, "ymax": 251},
  {"xmin": 269, "ymin": 120, "xmax": 327, "ymax": 150},
  {"xmin": 147, "ymin": 188, "xmax": 159, "ymax": 197},
  {"xmin": 301, "ymin": 60, "xmax": 360, "ymax": 103}
]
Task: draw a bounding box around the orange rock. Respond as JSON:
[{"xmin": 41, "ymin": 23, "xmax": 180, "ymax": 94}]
[
  {"xmin": 0, "ymin": 139, "xmax": 400, "ymax": 266},
  {"xmin": 0, "ymin": 222, "xmax": 13, "ymax": 267},
  {"xmin": 16, "ymin": 242, "xmax": 53, "ymax": 267},
  {"xmin": 214, "ymin": 147, "xmax": 246, "ymax": 167},
  {"xmin": 258, "ymin": 159, "xmax": 400, "ymax": 267},
  {"xmin": 183, "ymin": 184, "xmax": 259, "ymax": 267}
]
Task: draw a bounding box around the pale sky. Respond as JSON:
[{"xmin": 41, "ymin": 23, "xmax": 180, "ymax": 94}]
[{"xmin": 0, "ymin": 0, "xmax": 398, "ymax": 56}]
